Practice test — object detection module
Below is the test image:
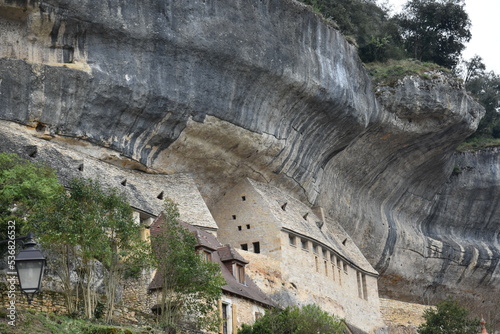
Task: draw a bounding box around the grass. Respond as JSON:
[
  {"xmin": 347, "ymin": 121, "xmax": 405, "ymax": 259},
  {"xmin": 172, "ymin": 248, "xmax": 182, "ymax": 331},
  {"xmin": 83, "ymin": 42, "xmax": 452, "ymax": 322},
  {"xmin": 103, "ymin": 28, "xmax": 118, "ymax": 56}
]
[
  {"xmin": 456, "ymin": 137, "xmax": 500, "ymax": 152},
  {"xmin": 365, "ymin": 59, "xmax": 452, "ymax": 87},
  {"xmin": 0, "ymin": 309, "xmax": 158, "ymax": 334}
]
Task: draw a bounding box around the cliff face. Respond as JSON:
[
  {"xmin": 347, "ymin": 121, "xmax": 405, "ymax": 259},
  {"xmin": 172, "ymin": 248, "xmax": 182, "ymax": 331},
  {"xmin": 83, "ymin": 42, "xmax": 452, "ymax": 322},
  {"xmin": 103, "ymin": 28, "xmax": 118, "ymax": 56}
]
[{"xmin": 0, "ymin": 0, "xmax": 497, "ymax": 318}]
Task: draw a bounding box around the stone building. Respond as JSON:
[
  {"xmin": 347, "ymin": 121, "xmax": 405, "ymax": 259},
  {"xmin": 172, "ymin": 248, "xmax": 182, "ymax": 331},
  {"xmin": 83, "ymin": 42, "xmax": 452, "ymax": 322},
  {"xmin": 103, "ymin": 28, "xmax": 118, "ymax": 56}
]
[
  {"xmin": 148, "ymin": 213, "xmax": 275, "ymax": 334},
  {"xmin": 211, "ymin": 178, "xmax": 385, "ymax": 333}
]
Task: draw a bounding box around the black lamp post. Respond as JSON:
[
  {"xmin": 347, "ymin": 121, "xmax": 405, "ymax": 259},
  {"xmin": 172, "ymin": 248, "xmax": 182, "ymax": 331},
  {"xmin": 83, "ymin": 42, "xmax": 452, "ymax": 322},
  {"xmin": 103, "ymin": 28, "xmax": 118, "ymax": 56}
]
[
  {"xmin": 1, "ymin": 232, "xmax": 46, "ymax": 304},
  {"xmin": 14, "ymin": 233, "xmax": 46, "ymax": 304}
]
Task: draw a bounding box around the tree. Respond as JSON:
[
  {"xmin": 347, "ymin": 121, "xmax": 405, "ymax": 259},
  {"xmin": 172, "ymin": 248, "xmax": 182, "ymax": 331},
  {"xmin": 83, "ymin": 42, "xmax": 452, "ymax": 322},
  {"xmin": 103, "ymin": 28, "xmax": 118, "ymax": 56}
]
[
  {"xmin": 150, "ymin": 199, "xmax": 225, "ymax": 333},
  {"xmin": 0, "ymin": 153, "xmax": 63, "ymax": 256},
  {"xmin": 465, "ymin": 70, "xmax": 500, "ymax": 139},
  {"xmin": 417, "ymin": 299, "xmax": 479, "ymax": 334},
  {"xmin": 29, "ymin": 178, "xmax": 148, "ymax": 321},
  {"xmin": 238, "ymin": 304, "xmax": 346, "ymax": 334},
  {"xmin": 300, "ymin": 0, "xmax": 405, "ymax": 62},
  {"xmin": 396, "ymin": 0, "xmax": 471, "ymax": 69},
  {"xmin": 462, "ymin": 55, "xmax": 486, "ymax": 84}
]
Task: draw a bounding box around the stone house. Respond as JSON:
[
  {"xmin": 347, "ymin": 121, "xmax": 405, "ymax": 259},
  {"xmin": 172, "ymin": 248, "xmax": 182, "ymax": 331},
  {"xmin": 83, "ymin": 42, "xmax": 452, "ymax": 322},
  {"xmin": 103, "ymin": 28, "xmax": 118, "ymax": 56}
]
[
  {"xmin": 210, "ymin": 178, "xmax": 385, "ymax": 333},
  {"xmin": 148, "ymin": 213, "xmax": 275, "ymax": 334}
]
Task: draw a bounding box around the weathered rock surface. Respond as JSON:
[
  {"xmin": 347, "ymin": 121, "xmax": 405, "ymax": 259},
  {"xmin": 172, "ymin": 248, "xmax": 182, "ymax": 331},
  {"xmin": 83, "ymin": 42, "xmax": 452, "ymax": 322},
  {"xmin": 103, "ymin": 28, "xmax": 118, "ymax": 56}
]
[{"xmin": 0, "ymin": 0, "xmax": 498, "ymax": 325}]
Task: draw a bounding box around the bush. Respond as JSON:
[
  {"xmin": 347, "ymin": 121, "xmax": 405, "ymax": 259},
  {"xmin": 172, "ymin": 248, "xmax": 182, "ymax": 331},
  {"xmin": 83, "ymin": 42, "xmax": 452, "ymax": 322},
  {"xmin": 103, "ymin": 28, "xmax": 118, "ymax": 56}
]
[
  {"xmin": 417, "ymin": 299, "xmax": 478, "ymax": 334},
  {"xmin": 238, "ymin": 304, "xmax": 346, "ymax": 334}
]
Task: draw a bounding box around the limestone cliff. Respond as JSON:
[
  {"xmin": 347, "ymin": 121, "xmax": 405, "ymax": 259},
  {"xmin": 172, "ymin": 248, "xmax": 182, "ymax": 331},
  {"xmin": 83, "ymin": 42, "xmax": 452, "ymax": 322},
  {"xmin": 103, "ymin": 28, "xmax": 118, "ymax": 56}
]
[{"xmin": 0, "ymin": 0, "xmax": 497, "ymax": 322}]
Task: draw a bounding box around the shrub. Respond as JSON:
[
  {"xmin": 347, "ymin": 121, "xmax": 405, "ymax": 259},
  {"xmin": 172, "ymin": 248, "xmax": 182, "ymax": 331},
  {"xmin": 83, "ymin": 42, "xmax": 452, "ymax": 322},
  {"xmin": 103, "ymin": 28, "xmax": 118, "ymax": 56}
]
[
  {"xmin": 238, "ymin": 304, "xmax": 346, "ymax": 334},
  {"xmin": 417, "ymin": 299, "xmax": 478, "ymax": 334}
]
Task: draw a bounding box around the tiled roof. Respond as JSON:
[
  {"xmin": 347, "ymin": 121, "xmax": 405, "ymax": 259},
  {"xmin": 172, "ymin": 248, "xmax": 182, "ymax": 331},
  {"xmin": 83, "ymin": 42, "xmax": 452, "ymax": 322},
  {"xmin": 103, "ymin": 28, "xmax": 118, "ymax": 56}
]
[
  {"xmin": 217, "ymin": 244, "xmax": 249, "ymax": 264},
  {"xmin": 148, "ymin": 213, "xmax": 275, "ymax": 308}
]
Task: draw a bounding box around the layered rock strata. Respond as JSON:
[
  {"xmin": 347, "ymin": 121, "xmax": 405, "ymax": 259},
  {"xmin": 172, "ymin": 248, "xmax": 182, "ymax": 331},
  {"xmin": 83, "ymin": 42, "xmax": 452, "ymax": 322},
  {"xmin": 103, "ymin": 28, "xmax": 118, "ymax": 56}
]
[{"xmin": 1, "ymin": 0, "xmax": 497, "ymax": 324}]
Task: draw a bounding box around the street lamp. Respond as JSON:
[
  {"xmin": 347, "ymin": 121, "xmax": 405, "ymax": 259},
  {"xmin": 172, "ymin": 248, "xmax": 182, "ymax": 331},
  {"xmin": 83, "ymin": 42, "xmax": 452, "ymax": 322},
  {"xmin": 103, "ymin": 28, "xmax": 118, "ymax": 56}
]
[
  {"xmin": 14, "ymin": 233, "xmax": 46, "ymax": 304},
  {"xmin": 1, "ymin": 232, "xmax": 46, "ymax": 304}
]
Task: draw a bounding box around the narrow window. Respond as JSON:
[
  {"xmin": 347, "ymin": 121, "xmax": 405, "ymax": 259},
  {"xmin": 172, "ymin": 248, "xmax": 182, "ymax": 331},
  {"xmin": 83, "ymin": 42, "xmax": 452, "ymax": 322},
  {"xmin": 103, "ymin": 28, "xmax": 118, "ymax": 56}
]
[
  {"xmin": 289, "ymin": 235, "xmax": 296, "ymax": 246},
  {"xmin": 301, "ymin": 239, "xmax": 308, "ymax": 251},
  {"xmin": 203, "ymin": 251, "xmax": 212, "ymax": 262},
  {"xmin": 232, "ymin": 215, "xmax": 237, "ymax": 220},
  {"xmin": 332, "ymin": 265, "xmax": 335, "ymax": 281},
  {"xmin": 315, "ymin": 256, "xmax": 319, "ymax": 272},
  {"xmin": 241, "ymin": 244, "xmax": 248, "ymax": 251},
  {"xmin": 362, "ymin": 274, "xmax": 368, "ymax": 300},
  {"xmin": 253, "ymin": 242, "xmax": 260, "ymax": 254},
  {"xmin": 357, "ymin": 272, "xmax": 363, "ymax": 298},
  {"xmin": 242, "ymin": 196, "xmax": 246, "ymax": 201},
  {"xmin": 236, "ymin": 264, "xmax": 245, "ymax": 284},
  {"xmin": 324, "ymin": 260, "xmax": 328, "ymax": 276},
  {"xmin": 313, "ymin": 244, "xmax": 318, "ymax": 254},
  {"xmin": 238, "ymin": 226, "xmax": 242, "ymax": 231},
  {"xmin": 221, "ymin": 303, "xmax": 229, "ymax": 334},
  {"xmin": 322, "ymin": 248, "xmax": 327, "ymax": 259},
  {"xmin": 343, "ymin": 263, "xmax": 348, "ymax": 274},
  {"xmin": 246, "ymin": 224, "xmax": 251, "ymax": 229}
]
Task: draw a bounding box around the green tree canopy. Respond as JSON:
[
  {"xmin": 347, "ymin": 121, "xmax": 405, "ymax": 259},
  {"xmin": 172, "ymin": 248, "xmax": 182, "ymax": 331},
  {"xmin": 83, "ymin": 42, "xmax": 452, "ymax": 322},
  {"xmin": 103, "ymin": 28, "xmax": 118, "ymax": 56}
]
[
  {"xmin": 29, "ymin": 178, "xmax": 148, "ymax": 321},
  {"xmin": 238, "ymin": 304, "xmax": 346, "ymax": 334},
  {"xmin": 0, "ymin": 152, "xmax": 63, "ymax": 255},
  {"xmin": 417, "ymin": 299, "xmax": 479, "ymax": 334},
  {"xmin": 465, "ymin": 69, "xmax": 500, "ymax": 139},
  {"xmin": 396, "ymin": 0, "xmax": 471, "ymax": 69},
  {"xmin": 150, "ymin": 199, "xmax": 225, "ymax": 333},
  {"xmin": 300, "ymin": 0, "xmax": 405, "ymax": 62}
]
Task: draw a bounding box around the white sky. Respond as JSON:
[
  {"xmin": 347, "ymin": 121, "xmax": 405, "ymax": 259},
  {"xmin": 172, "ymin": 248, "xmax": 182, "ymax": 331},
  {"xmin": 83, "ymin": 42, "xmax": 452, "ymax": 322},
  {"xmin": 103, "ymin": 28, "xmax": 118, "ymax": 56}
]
[{"xmin": 380, "ymin": 0, "xmax": 500, "ymax": 74}]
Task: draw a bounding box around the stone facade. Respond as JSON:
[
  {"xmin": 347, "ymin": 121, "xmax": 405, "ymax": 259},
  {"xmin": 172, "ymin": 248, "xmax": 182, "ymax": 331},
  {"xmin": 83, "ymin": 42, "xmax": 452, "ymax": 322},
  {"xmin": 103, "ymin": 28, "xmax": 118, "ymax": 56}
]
[
  {"xmin": 219, "ymin": 294, "xmax": 267, "ymax": 334},
  {"xmin": 211, "ymin": 178, "xmax": 385, "ymax": 333}
]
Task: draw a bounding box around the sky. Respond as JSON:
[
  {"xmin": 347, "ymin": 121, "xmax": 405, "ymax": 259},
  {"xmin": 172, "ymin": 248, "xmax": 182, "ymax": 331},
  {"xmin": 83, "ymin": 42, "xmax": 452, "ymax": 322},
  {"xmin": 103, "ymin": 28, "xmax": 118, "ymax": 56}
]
[{"xmin": 380, "ymin": 0, "xmax": 500, "ymax": 74}]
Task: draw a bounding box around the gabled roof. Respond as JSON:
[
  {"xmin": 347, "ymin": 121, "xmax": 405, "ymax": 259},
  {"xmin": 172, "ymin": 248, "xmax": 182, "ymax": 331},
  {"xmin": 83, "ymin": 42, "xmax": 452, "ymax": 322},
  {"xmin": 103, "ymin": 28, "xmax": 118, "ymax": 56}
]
[
  {"xmin": 218, "ymin": 244, "xmax": 249, "ymax": 264},
  {"xmin": 148, "ymin": 213, "xmax": 275, "ymax": 308},
  {"xmin": 246, "ymin": 178, "xmax": 377, "ymax": 276}
]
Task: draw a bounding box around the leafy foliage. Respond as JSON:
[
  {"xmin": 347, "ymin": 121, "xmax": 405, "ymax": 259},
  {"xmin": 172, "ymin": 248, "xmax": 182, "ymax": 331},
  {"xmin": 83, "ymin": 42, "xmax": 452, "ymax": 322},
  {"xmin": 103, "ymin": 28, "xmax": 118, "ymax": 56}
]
[
  {"xmin": 0, "ymin": 308, "xmax": 153, "ymax": 334},
  {"xmin": 238, "ymin": 304, "xmax": 346, "ymax": 334},
  {"xmin": 150, "ymin": 199, "xmax": 225, "ymax": 333},
  {"xmin": 300, "ymin": 0, "xmax": 405, "ymax": 62},
  {"xmin": 396, "ymin": 0, "xmax": 471, "ymax": 69},
  {"xmin": 0, "ymin": 153, "xmax": 63, "ymax": 255},
  {"xmin": 29, "ymin": 178, "xmax": 149, "ymax": 321},
  {"xmin": 417, "ymin": 299, "xmax": 479, "ymax": 334}
]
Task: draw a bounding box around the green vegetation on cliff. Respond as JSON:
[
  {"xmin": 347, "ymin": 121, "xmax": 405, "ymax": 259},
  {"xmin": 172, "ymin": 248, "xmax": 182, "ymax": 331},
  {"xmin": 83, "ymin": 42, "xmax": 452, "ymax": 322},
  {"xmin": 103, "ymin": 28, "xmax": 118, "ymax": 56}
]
[{"xmin": 300, "ymin": 0, "xmax": 500, "ymax": 150}]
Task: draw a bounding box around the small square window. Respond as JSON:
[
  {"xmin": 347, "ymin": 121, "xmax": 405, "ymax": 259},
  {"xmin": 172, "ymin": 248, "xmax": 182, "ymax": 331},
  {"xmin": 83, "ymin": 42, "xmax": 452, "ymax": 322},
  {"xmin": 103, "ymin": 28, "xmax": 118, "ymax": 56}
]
[
  {"xmin": 241, "ymin": 244, "xmax": 248, "ymax": 251},
  {"xmin": 246, "ymin": 224, "xmax": 251, "ymax": 229},
  {"xmin": 242, "ymin": 196, "xmax": 246, "ymax": 201},
  {"xmin": 232, "ymin": 215, "xmax": 237, "ymax": 220},
  {"xmin": 238, "ymin": 226, "xmax": 242, "ymax": 231}
]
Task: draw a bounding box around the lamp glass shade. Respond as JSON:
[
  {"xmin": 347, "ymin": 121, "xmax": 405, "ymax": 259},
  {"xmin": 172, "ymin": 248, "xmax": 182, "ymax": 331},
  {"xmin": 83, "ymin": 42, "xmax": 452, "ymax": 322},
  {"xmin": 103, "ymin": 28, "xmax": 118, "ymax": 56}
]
[{"xmin": 15, "ymin": 249, "xmax": 45, "ymax": 295}]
